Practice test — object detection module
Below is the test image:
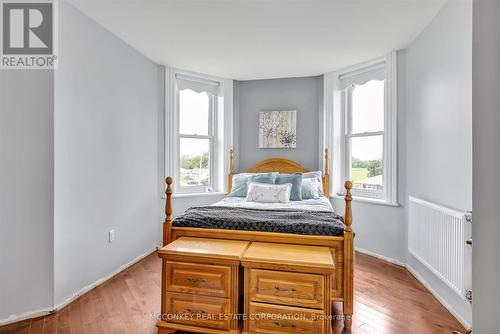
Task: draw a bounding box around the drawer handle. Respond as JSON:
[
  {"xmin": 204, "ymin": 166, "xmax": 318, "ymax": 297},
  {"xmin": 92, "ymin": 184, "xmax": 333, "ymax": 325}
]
[
  {"xmin": 186, "ymin": 277, "xmax": 208, "ymax": 283},
  {"xmin": 274, "ymin": 321, "xmax": 296, "ymax": 328},
  {"xmin": 186, "ymin": 308, "xmax": 208, "ymax": 315},
  {"xmin": 275, "ymin": 286, "xmax": 297, "ymax": 292}
]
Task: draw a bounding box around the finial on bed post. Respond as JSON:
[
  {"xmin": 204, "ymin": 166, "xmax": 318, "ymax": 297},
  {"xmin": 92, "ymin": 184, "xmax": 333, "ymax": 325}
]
[
  {"xmin": 163, "ymin": 177, "xmax": 173, "ymax": 246},
  {"xmin": 323, "ymin": 148, "xmax": 330, "ymax": 197},
  {"xmin": 343, "ymin": 180, "xmax": 354, "ymax": 329},
  {"xmin": 228, "ymin": 149, "xmax": 234, "ymax": 193}
]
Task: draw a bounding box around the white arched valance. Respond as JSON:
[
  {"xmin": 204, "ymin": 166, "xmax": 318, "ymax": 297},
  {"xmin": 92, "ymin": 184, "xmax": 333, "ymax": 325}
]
[
  {"xmin": 175, "ymin": 74, "xmax": 220, "ymax": 96},
  {"xmin": 338, "ymin": 62, "xmax": 385, "ymax": 89}
]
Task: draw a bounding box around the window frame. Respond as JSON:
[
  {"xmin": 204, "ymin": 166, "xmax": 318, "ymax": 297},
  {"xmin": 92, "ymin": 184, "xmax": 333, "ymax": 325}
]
[
  {"xmin": 344, "ymin": 82, "xmax": 386, "ymax": 200},
  {"xmin": 335, "ymin": 54, "xmax": 397, "ymax": 205},
  {"xmin": 165, "ymin": 67, "xmax": 233, "ymax": 198},
  {"xmin": 174, "ymin": 88, "xmax": 218, "ymax": 194}
]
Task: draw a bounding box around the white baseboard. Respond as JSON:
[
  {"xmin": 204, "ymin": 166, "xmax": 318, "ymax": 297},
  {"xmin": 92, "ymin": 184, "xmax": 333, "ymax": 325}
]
[
  {"xmin": 355, "ymin": 247, "xmax": 405, "ymax": 267},
  {"xmin": 0, "ymin": 308, "xmax": 54, "ymax": 327},
  {"xmin": 0, "ymin": 247, "xmax": 159, "ymax": 327},
  {"xmin": 356, "ymin": 247, "xmax": 471, "ymax": 331},
  {"xmin": 53, "ymin": 247, "xmax": 158, "ymax": 310},
  {"xmin": 406, "ymin": 263, "xmax": 471, "ymax": 330}
]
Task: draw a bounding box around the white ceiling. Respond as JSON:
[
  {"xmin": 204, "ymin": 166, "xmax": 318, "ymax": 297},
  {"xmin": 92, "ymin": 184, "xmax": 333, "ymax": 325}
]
[{"xmin": 68, "ymin": 0, "xmax": 446, "ymax": 80}]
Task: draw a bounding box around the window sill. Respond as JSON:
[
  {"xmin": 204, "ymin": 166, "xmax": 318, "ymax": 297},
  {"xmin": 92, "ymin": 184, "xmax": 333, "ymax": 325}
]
[
  {"xmin": 168, "ymin": 191, "xmax": 226, "ymax": 199},
  {"xmin": 330, "ymin": 194, "xmax": 400, "ymax": 207}
]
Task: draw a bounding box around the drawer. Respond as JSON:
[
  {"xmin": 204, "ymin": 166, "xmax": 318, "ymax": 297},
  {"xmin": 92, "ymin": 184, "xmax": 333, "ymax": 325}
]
[
  {"xmin": 166, "ymin": 261, "xmax": 231, "ymax": 298},
  {"xmin": 249, "ymin": 302, "xmax": 324, "ymax": 334},
  {"xmin": 250, "ymin": 269, "xmax": 324, "ymax": 309},
  {"xmin": 166, "ymin": 292, "xmax": 230, "ymax": 330}
]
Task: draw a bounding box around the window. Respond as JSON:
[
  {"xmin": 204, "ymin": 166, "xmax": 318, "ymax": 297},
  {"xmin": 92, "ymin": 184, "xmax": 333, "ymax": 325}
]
[
  {"xmin": 338, "ymin": 56, "xmax": 397, "ymax": 204},
  {"xmin": 165, "ymin": 68, "xmax": 232, "ymax": 196},
  {"xmin": 346, "ymin": 80, "xmax": 385, "ymax": 199},
  {"xmin": 175, "ymin": 75, "xmax": 219, "ymax": 193}
]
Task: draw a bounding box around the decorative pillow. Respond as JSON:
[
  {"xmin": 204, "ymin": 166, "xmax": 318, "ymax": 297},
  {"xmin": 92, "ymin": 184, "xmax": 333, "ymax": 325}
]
[
  {"xmin": 303, "ymin": 171, "xmax": 324, "ymax": 196},
  {"xmin": 275, "ymin": 173, "xmax": 303, "ymax": 201},
  {"xmin": 228, "ymin": 173, "xmax": 253, "ymax": 196},
  {"xmin": 302, "ymin": 178, "xmax": 321, "ymax": 199},
  {"xmin": 228, "ymin": 173, "xmax": 276, "ymax": 197},
  {"xmin": 245, "ymin": 182, "xmax": 292, "ymax": 203}
]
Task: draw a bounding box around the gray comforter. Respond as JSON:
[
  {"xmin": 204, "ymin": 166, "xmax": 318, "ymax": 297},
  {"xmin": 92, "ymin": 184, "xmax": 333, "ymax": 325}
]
[{"xmin": 172, "ymin": 206, "xmax": 345, "ymax": 236}]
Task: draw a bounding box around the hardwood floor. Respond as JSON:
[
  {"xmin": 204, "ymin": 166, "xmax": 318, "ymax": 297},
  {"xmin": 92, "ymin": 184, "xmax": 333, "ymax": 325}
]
[{"xmin": 0, "ymin": 252, "xmax": 466, "ymax": 334}]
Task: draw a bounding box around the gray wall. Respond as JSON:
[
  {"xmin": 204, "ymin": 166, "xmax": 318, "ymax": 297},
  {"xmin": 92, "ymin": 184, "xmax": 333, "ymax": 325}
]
[
  {"xmin": 235, "ymin": 76, "xmax": 323, "ymax": 171},
  {"xmin": 0, "ymin": 71, "xmax": 55, "ymax": 321},
  {"xmin": 472, "ymin": 0, "xmax": 500, "ymax": 331},
  {"xmin": 54, "ymin": 1, "xmax": 162, "ymax": 304},
  {"xmin": 405, "ymin": 0, "xmax": 472, "ymax": 212},
  {"xmin": 332, "ymin": 199, "xmax": 407, "ymax": 263},
  {"xmin": 403, "ymin": 0, "xmax": 472, "ymax": 326}
]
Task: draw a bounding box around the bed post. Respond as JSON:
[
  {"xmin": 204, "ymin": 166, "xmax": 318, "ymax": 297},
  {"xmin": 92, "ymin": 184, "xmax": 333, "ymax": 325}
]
[
  {"xmin": 163, "ymin": 177, "xmax": 173, "ymax": 246},
  {"xmin": 228, "ymin": 149, "xmax": 234, "ymax": 193},
  {"xmin": 343, "ymin": 180, "xmax": 354, "ymax": 329},
  {"xmin": 323, "ymin": 148, "xmax": 330, "ymax": 197}
]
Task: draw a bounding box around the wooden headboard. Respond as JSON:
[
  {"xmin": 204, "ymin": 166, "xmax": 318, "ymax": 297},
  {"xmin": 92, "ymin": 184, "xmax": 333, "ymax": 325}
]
[{"xmin": 227, "ymin": 149, "xmax": 330, "ymax": 197}]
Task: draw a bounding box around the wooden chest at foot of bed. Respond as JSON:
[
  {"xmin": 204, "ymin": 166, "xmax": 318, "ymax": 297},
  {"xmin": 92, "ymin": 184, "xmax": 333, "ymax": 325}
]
[
  {"xmin": 157, "ymin": 237, "xmax": 251, "ymax": 334},
  {"xmin": 241, "ymin": 242, "xmax": 335, "ymax": 334}
]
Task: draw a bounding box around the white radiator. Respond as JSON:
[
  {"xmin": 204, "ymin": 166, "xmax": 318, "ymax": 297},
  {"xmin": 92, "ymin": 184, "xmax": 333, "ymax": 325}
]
[{"xmin": 408, "ymin": 196, "xmax": 472, "ymax": 298}]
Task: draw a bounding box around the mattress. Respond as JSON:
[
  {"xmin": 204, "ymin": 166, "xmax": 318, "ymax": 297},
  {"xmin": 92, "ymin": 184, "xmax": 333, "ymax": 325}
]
[
  {"xmin": 172, "ymin": 196, "xmax": 345, "ymax": 236},
  {"xmin": 212, "ymin": 196, "xmax": 334, "ymax": 212}
]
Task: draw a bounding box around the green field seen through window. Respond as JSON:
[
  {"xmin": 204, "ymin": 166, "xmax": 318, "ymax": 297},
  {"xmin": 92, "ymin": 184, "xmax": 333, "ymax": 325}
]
[{"xmin": 352, "ymin": 167, "xmax": 369, "ymax": 183}]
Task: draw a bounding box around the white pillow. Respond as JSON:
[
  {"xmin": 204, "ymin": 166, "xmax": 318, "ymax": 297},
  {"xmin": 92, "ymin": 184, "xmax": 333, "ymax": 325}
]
[
  {"xmin": 303, "ymin": 171, "xmax": 324, "ymax": 196},
  {"xmin": 245, "ymin": 182, "xmax": 292, "ymax": 203},
  {"xmin": 301, "ymin": 178, "xmax": 322, "ymax": 199}
]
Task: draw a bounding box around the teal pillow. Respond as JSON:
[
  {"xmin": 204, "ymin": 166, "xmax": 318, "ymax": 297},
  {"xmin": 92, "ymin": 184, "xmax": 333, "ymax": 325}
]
[
  {"xmin": 302, "ymin": 178, "xmax": 321, "ymax": 199},
  {"xmin": 228, "ymin": 173, "xmax": 276, "ymax": 197},
  {"xmin": 275, "ymin": 173, "xmax": 303, "ymax": 201},
  {"xmin": 228, "ymin": 173, "xmax": 253, "ymax": 197}
]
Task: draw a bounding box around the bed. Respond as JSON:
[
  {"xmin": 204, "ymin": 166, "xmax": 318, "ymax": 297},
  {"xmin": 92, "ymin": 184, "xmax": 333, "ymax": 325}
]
[
  {"xmin": 173, "ymin": 197, "xmax": 345, "ymax": 236},
  {"xmin": 162, "ymin": 149, "xmax": 354, "ymax": 329}
]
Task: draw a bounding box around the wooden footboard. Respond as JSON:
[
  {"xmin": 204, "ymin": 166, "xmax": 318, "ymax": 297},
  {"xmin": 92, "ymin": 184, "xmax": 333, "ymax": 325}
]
[{"xmin": 169, "ymin": 227, "xmax": 345, "ymax": 296}]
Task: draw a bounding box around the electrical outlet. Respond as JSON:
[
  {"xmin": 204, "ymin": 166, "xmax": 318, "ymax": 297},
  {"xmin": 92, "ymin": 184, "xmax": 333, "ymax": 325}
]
[{"xmin": 109, "ymin": 229, "xmax": 115, "ymax": 243}]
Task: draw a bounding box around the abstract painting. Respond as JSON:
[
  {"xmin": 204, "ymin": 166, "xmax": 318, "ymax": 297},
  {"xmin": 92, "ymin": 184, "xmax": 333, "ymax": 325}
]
[{"xmin": 259, "ymin": 110, "xmax": 297, "ymax": 148}]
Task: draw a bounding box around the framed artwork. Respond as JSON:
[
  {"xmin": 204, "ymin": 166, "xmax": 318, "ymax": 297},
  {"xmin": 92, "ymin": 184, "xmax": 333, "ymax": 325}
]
[{"xmin": 258, "ymin": 110, "xmax": 297, "ymax": 148}]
